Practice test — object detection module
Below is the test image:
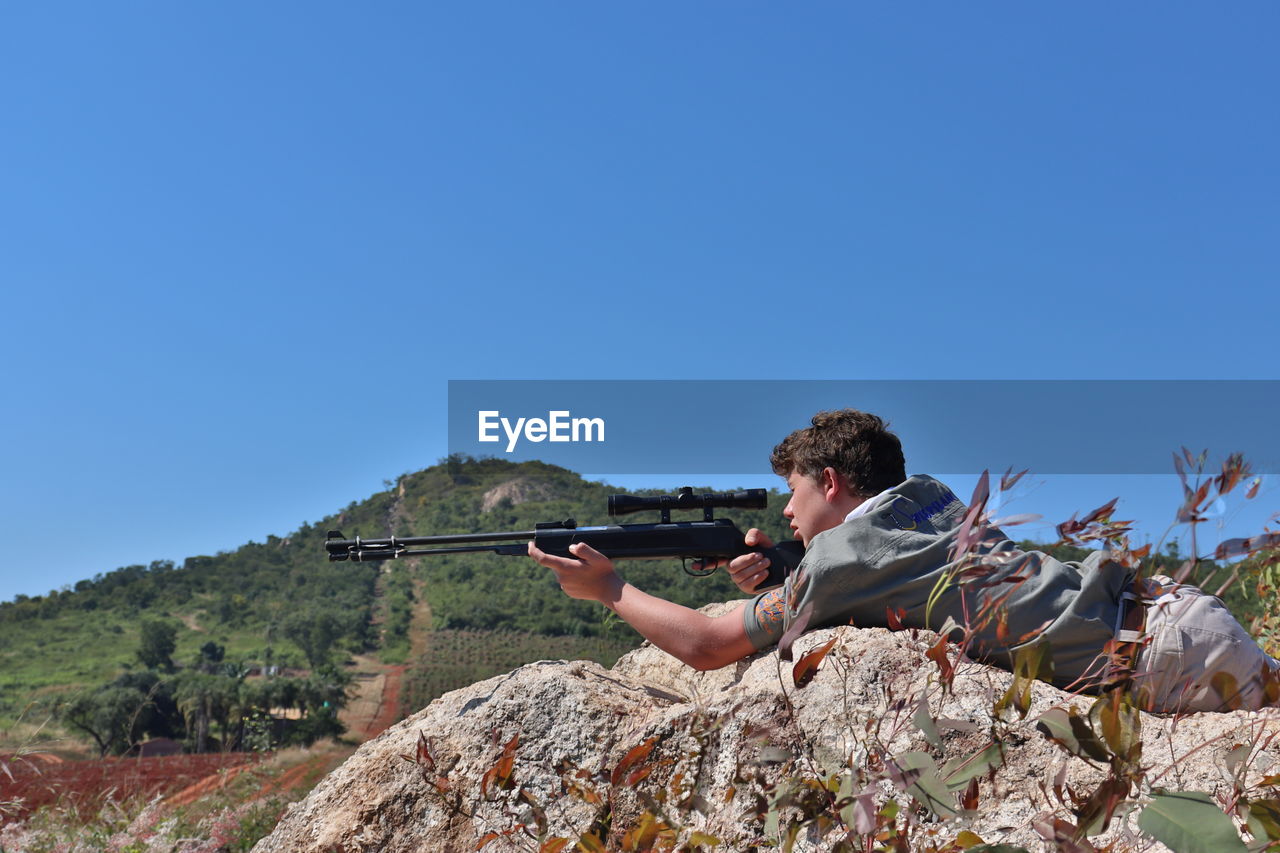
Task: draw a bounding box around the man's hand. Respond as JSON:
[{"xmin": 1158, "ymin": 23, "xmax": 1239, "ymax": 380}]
[
  {"xmin": 528, "ymin": 540, "xmax": 625, "ymax": 605},
  {"xmin": 692, "ymin": 528, "xmax": 778, "ymax": 594}
]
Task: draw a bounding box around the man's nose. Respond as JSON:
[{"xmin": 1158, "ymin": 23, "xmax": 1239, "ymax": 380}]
[{"xmin": 783, "ymin": 500, "xmax": 795, "ymax": 518}]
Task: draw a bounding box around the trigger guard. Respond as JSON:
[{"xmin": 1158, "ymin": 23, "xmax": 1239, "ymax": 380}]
[{"xmin": 682, "ymin": 558, "xmax": 718, "ymax": 577}]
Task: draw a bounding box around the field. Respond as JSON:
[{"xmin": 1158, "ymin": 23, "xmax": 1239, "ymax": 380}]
[
  {"xmin": 0, "ymin": 752, "xmax": 259, "ymax": 822},
  {"xmin": 0, "ymin": 606, "xmax": 279, "ymax": 733}
]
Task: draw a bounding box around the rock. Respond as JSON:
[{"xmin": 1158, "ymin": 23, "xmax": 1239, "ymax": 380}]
[
  {"xmin": 480, "ymin": 479, "xmax": 558, "ymax": 513},
  {"xmin": 253, "ymin": 616, "xmax": 1280, "ymax": 852}
]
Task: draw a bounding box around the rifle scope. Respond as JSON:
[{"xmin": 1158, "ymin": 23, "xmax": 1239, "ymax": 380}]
[{"xmin": 608, "ymin": 486, "xmax": 768, "ymax": 520}]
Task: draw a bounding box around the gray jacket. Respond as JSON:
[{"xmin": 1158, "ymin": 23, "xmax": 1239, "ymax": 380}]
[{"xmin": 743, "ymin": 475, "xmax": 1132, "ymax": 689}]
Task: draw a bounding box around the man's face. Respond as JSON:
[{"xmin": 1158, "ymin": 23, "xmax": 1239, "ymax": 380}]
[{"xmin": 783, "ymin": 469, "xmax": 850, "ymax": 547}]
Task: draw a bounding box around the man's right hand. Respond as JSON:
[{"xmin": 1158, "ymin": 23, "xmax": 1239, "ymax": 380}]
[{"xmin": 727, "ymin": 528, "xmax": 777, "ymax": 594}]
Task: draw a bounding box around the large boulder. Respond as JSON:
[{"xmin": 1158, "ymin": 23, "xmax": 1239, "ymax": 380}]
[{"xmin": 254, "ymin": 615, "xmax": 1280, "ymax": 852}]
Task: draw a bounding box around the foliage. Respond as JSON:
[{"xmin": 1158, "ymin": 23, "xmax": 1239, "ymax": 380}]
[
  {"xmin": 56, "ymin": 660, "xmax": 352, "ymax": 756},
  {"xmin": 60, "ymin": 670, "xmax": 181, "ymax": 757},
  {"xmin": 377, "ymin": 564, "xmax": 417, "ymax": 664}
]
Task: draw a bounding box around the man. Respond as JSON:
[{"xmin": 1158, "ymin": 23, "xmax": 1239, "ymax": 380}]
[{"xmin": 530, "ymin": 409, "xmax": 1279, "ymax": 713}]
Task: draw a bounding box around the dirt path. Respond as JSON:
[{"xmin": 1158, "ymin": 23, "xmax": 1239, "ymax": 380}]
[
  {"xmin": 340, "ymin": 577, "xmax": 428, "ymax": 739},
  {"xmin": 407, "ymin": 576, "xmax": 432, "ymax": 669},
  {"xmin": 362, "ymin": 664, "xmax": 407, "ymax": 739},
  {"xmin": 340, "ymin": 656, "xmax": 397, "ymax": 740}
]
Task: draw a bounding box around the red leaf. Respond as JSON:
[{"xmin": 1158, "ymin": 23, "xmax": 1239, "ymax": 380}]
[
  {"xmin": 416, "ymin": 732, "xmax": 435, "ymax": 772},
  {"xmin": 951, "ymin": 471, "xmax": 992, "ymax": 560},
  {"xmin": 1215, "ymin": 453, "xmax": 1253, "ymax": 496},
  {"xmin": 968, "ymin": 469, "xmax": 991, "ymax": 512},
  {"xmin": 1015, "ymin": 618, "xmax": 1052, "ymax": 645},
  {"xmin": 962, "ymin": 777, "xmax": 980, "ymax": 811},
  {"xmin": 1031, "ymin": 814, "xmax": 1095, "ymax": 853},
  {"xmin": 792, "ymin": 637, "xmax": 838, "ymax": 688},
  {"xmin": 578, "ymin": 832, "xmax": 607, "ymax": 853},
  {"xmin": 480, "ymin": 733, "xmax": 519, "ymax": 797},
  {"xmin": 1215, "ymin": 533, "xmax": 1280, "ymax": 562},
  {"xmin": 611, "ymin": 736, "xmax": 658, "ymax": 786},
  {"xmin": 926, "ymin": 635, "xmax": 954, "ymax": 683},
  {"xmin": 1179, "ymin": 481, "xmax": 1212, "ymax": 521},
  {"xmin": 885, "ymin": 606, "xmax": 906, "ymax": 631},
  {"xmin": 1000, "ymin": 467, "xmax": 1029, "ymax": 492},
  {"xmin": 1248, "ymin": 478, "xmax": 1261, "ymax": 500},
  {"xmin": 625, "ymin": 765, "xmax": 655, "ymax": 786},
  {"xmin": 1080, "ymin": 498, "xmax": 1118, "ymax": 526}
]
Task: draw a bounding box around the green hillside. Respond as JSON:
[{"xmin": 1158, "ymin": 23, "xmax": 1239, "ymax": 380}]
[{"xmin": 0, "ymin": 457, "xmax": 790, "ymax": 745}]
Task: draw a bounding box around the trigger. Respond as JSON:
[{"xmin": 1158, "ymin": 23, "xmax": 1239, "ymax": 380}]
[{"xmin": 682, "ymin": 557, "xmax": 717, "ymax": 578}]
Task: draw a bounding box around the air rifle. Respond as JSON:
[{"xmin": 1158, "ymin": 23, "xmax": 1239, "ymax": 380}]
[{"xmin": 325, "ymin": 487, "xmax": 803, "ymax": 589}]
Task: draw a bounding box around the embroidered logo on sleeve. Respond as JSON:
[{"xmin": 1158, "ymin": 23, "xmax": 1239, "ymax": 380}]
[
  {"xmin": 754, "ymin": 588, "xmax": 787, "ymax": 630},
  {"xmin": 889, "ymin": 490, "xmax": 961, "ymax": 530}
]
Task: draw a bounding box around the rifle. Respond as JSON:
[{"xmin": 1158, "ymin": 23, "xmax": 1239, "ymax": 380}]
[{"xmin": 325, "ymin": 487, "xmax": 803, "ymax": 589}]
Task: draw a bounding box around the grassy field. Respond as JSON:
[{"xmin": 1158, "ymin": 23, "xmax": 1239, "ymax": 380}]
[{"xmin": 0, "ymin": 605, "xmax": 274, "ymax": 747}]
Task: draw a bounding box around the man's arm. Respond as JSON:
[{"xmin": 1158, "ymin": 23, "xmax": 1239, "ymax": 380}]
[{"xmin": 528, "ymin": 540, "xmax": 758, "ymax": 671}]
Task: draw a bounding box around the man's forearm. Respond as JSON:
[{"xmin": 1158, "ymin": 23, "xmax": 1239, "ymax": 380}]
[
  {"xmin": 529, "ymin": 540, "xmax": 759, "ymax": 671},
  {"xmin": 597, "ymin": 578, "xmax": 757, "ymax": 670}
]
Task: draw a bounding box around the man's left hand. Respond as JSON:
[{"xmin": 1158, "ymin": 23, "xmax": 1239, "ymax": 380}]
[{"xmin": 528, "ymin": 540, "xmax": 625, "ymax": 604}]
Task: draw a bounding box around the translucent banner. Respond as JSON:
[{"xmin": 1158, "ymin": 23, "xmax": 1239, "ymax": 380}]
[{"xmin": 447, "ymin": 380, "xmax": 1280, "ymax": 475}]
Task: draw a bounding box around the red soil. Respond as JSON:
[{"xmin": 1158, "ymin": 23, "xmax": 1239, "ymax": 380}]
[
  {"xmin": 0, "ymin": 752, "xmax": 258, "ymax": 821},
  {"xmin": 363, "ymin": 664, "xmax": 407, "ymax": 739},
  {"xmin": 0, "ymin": 663, "xmax": 407, "ymax": 824}
]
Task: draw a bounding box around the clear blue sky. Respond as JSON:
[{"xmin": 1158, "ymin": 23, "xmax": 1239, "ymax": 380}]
[{"xmin": 1, "ymin": 4, "xmax": 1277, "ymax": 601}]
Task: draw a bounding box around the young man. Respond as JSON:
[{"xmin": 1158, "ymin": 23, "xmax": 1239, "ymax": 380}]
[{"xmin": 529, "ymin": 409, "xmax": 1280, "ymax": 713}]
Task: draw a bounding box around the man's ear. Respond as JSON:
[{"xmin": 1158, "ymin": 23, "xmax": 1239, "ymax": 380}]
[{"xmin": 820, "ymin": 467, "xmax": 847, "ymax": 503}]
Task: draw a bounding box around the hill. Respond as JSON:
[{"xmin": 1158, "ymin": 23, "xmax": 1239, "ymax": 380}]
[{"xmin": 0, "ymin": 456, "xmax": 790, "ymax": 747}]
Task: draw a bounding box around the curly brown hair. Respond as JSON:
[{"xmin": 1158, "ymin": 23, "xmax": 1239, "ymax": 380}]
[{"xmin": 770, "ymin": 409, "xmax": 907, "ymax": 499}]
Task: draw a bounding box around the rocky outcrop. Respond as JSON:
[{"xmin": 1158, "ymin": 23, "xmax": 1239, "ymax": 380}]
[
  {"xmin": 480, "ymin": 479, "xmax": 558, "ymax": 513},
  {"xmin": 254, "ymin": 610, "xmax": 1280, "ymax": 852}
]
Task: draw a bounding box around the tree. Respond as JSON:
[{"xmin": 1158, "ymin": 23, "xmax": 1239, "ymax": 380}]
[
  {"xmin": 137, "ymin": 619, "xmax": 178, "ymax": 671},
  {"xmin": 59, "ymin": 671, "xmax": 177, "ymax": 756},
  {"xmin": 283, "ymin": 608, "xmax": 345, "ymax": 669},
  {"xmin": 198, "ymin": 640, "xmax": 226, "ymax": 672},
  {"xmin": 173, "ymin": 670, "xmax": 240, "ymax": 753}
]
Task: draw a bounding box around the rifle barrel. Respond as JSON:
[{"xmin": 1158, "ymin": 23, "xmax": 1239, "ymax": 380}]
[
  {"xmin": 335, "ymin": 530, "xmax": 536, "ymax": 548},
  {"xmin": 325, "ymin": 528, "xmax": 539, "ymax": 562},
  {"xmin": 348, "ymin": 543, "xmax": 528, "ymax": 561}
]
